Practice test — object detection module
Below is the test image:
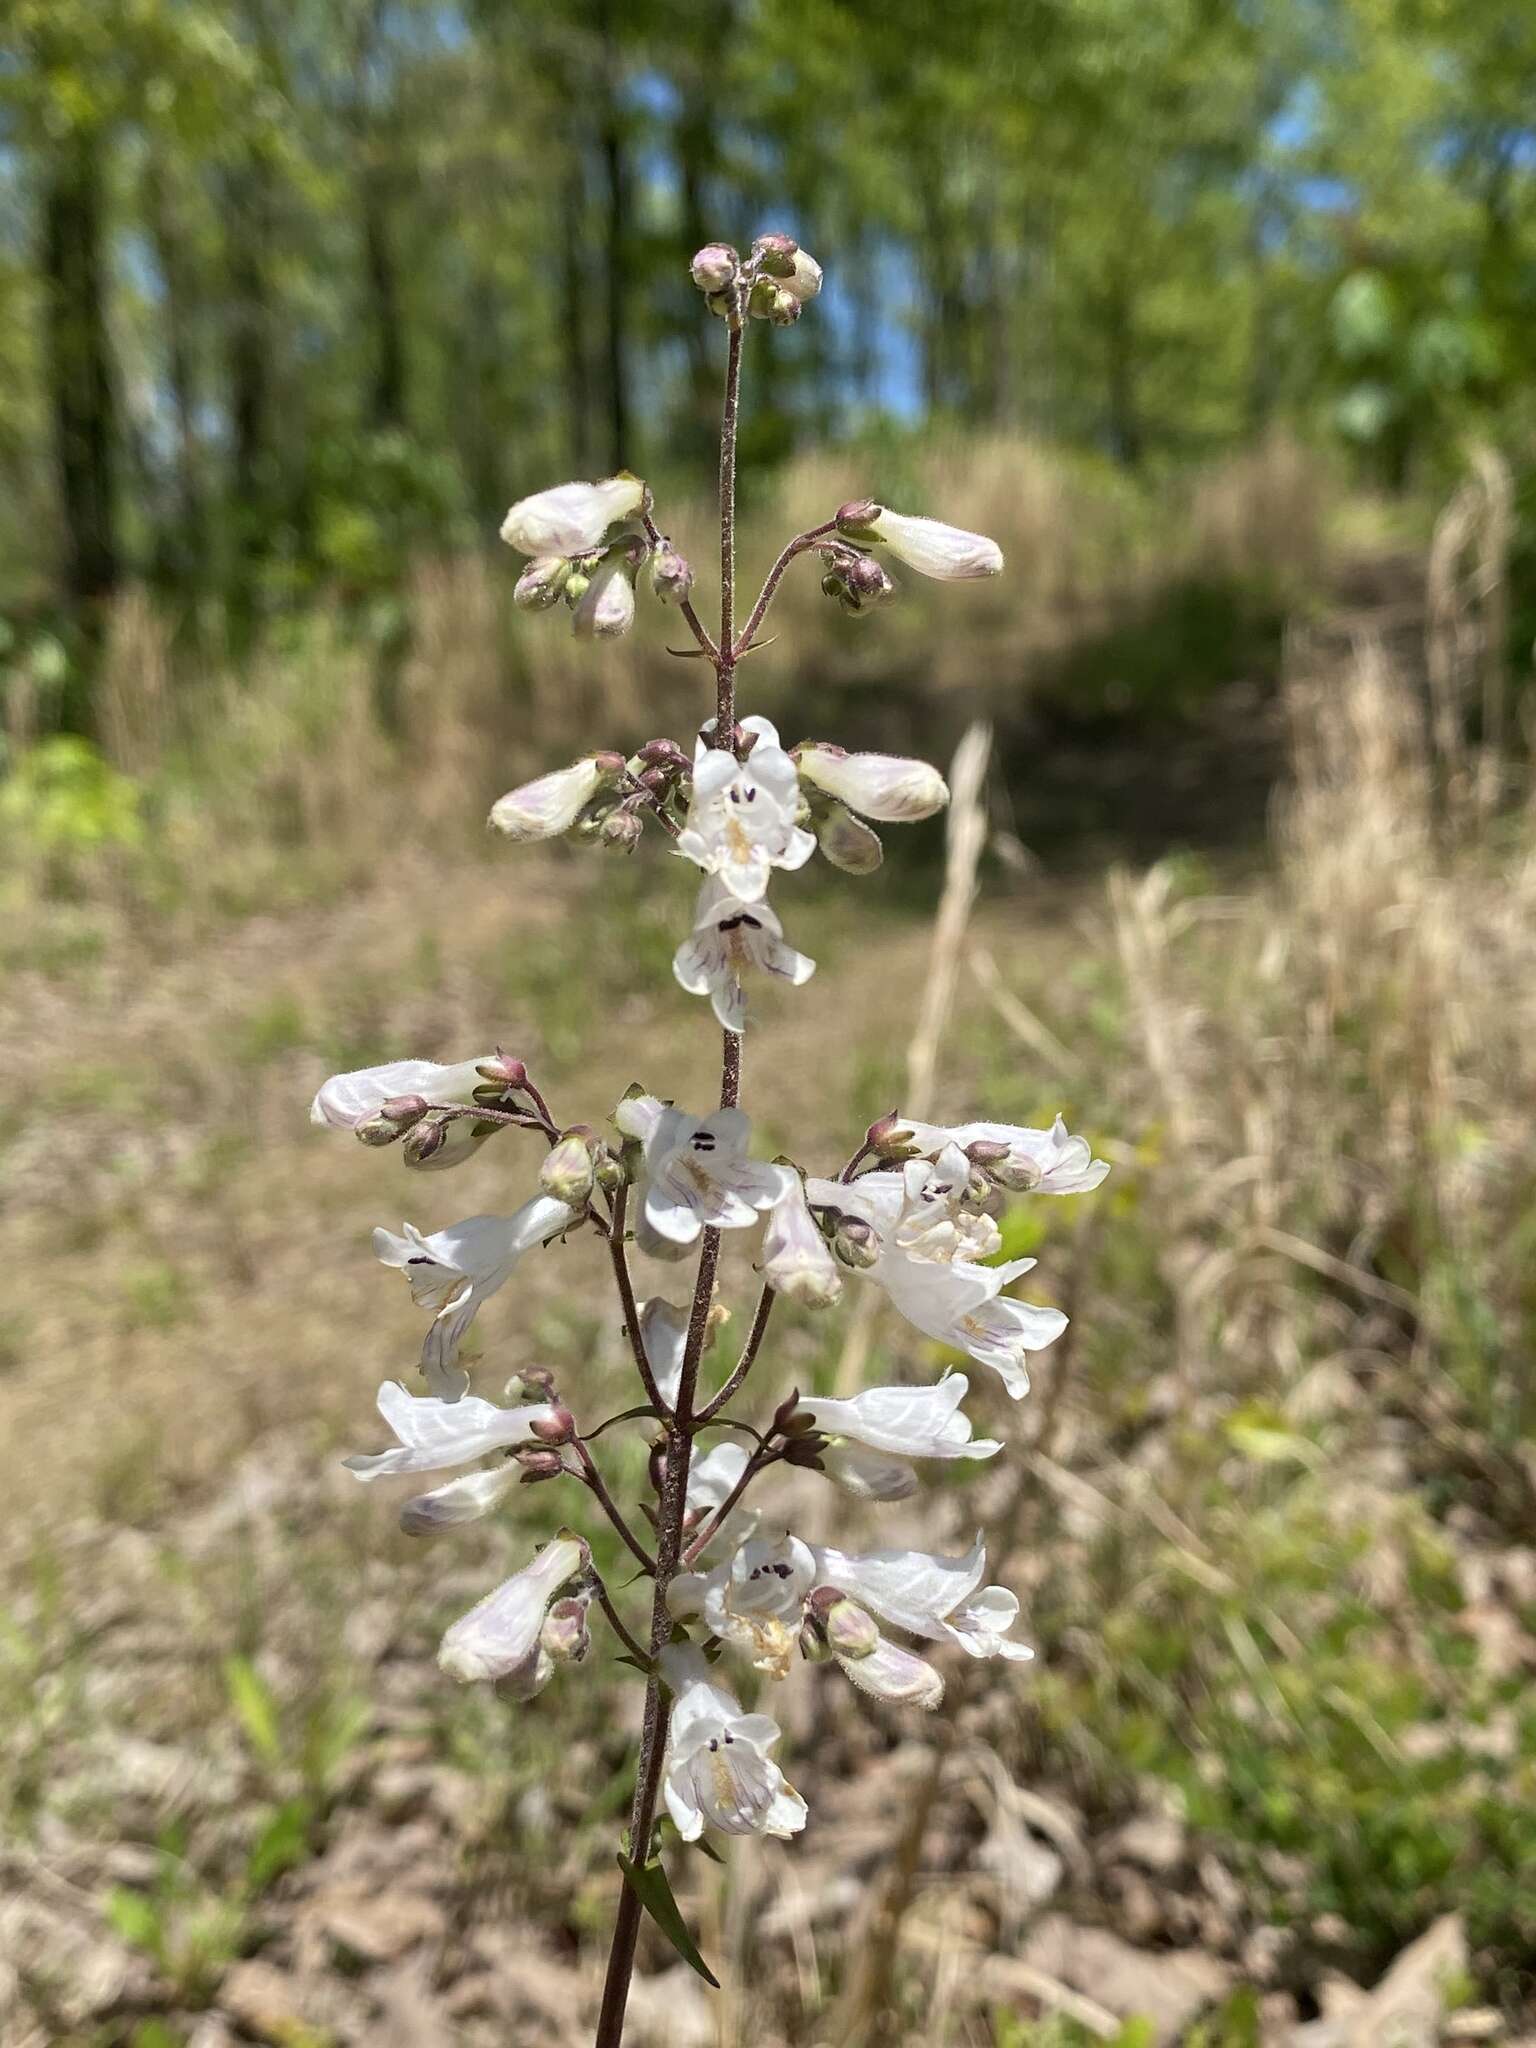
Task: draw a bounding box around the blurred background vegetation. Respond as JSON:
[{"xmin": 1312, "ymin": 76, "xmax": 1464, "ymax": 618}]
[{"xmin": 5, "ymin": 5, "xmax": 1536, "ymax": 2048}]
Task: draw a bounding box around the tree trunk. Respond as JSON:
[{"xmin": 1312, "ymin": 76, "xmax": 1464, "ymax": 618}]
[
  {"xmin": 224, "ymin": 147, "xmax": 273, "ymax": 602},
  {"xmin": 362, "ymin": 163, "xmax": 407, "ymax": 431},
  {"xmin": 42, "ymin": 125, "xmax": 120, "ymax": 608},
  {"xmin": 145, "ymin": 158, "xmax": 207, "ymax": 587}
]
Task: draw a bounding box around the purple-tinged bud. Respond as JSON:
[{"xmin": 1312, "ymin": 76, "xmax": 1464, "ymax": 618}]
[
  {"xmin": 831, "ymin": 1214, "xmax": 881, "ymax": 1271},
  {"xmin": 638, "ymin": 766, "xmax": 672, "ymax": 797},
  {"xmin": 824, "ymin": 1598, "xmax": 880, "ymax": 1660},
  {"xmin": 592, "ymin": 1143, "xmax": 626, "ymax": 1194},
  {"xmin": 401, "ymin": 1118, "xmax": 449, "ymax": 1166},
  {"xmin": 690, "ymin": 243, "xmax": 739, "ymax": 294},
  {"xmin": 782, "ymin": 1432, "xmax": 826, "ymax": 1470},
  {"xmin": 515, "ymin": 1447, "xmax": 565, "ymax": 1483},
  {"xmin": 804, "ymin": 1586, "xmax": 842, "ymax": 1626},
  {"xmin": 355, "ymin": 1094, "xmax": 431, "ymax": 1146},
  {"xmin": 528, "ymin": 1405, "xmax": 576, "ymax": 1445},
  {"xmin": 600, "ymin": 806, "xmax": 644, "ymax": 853},
  {"xmin": 836, "ymin": 499, "xmax": 883, "ymax": 534},
  {"xmin": 769, "ymin": 1388, "xmax": 803, "ymax": 1435},
  {"xmin": 866, "ymin": 1112, "xmax": 921, "ymax": 1160},
  {"xmin": 477, "ymin": 1052, "xmax": 529, "ymax": 1089},
  {"xmin": 513, "ymin": 556, "xmax": 571, "ymax": 611},
  {"xmin": 766, "ymin": 288, "xmax": 801, "ymax": 327},
  {"xmin": 506, "ymin": 1365, "xmax": 558, "ymax": 1402},
  {"xmin": 541, "ymin": 1129, "xmax": 597, "ymax": 1206},
  {"xmin": 592, "ymin": 750, "xmax": 628, "ymax": 778},
  {"xmin": 844, "ymin": 553, "xmax": 896, "ymax": 606},
  {"xmin": 752, "ymin": 231, "xmax": 799, "ymax": 276},
  {"xmin": 637, "ymin": 737, "xmax": 689, "ymax": 771},
  {"xmin": 649, "ymin": 541, "xmax": 694, "ymax": 606},
  {"xmin": 540, "ymin": 1596, "xmax": 591, "ymax": 1665}
]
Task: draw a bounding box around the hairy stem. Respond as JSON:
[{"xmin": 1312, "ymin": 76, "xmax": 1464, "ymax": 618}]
[
  {"xmin": 735, "ymin": 519, "xmax": 837, "ymax": 656},
  {"xmin": 698, "ymin": 1282, "xmax": 775, "ymax": 1423},
  {"xmin": 595, "ymin": 286, "xmax": 748, "ymax": 2048},
  {"xmin": 606, "ymin": 1184, "xmax": 670, "ymax": 1413},
  {"xmin": 640, "ymin": 507, "xmax": 718, "ymax": 662}
]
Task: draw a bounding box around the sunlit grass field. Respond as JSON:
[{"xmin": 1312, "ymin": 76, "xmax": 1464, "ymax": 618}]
[{"xmin": 3, "ymin": 439, "xmax": 1535, "ymax": 2047}]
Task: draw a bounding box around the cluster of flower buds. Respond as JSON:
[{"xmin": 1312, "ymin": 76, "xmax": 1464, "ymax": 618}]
[
  {"xmin": 690, "ymin": 230, "xmax": 823, "ymax": 326},
  {"xmin": 322, "ymin": 230, "xmax": 1114, "ymax": 1878},
  {"xmin": 501, "ymin": 472, "xmax": 695, "ymax": 644}
]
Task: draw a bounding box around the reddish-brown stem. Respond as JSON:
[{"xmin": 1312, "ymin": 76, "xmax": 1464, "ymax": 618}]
[
  {"xmin": 572, "ymin": 1439, "xmax": 658, "ymax": 1577},
  {"xmin": 734, "ymin": 518, "xmax": 838, "ymax": 657},
  {"xmin": 606, "ymin": 1184, "xmax": 670, "ymax": 1414},
  {"xmin": 641, "ymin": 508, "xmax": 718, "ymax": 662},
  {"xmin": 681, "ymin": 1443, "xmax": 782, "ymax": 1566},
  {"xmin": 585, "ymin": 1563, "xmax": 650, "ymax": 1665},
  {"xmin": 698, "ymin": 1282, "xmax": 775, "ymax": 1423},
  {"xmin": 595, "ymin": 287, "xmax": 750, "ymax": 2048}
]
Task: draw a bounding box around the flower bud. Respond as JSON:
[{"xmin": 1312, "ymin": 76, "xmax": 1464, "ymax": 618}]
[
  {"xmin": 476, "ymin": 1053, "xmax": 529, "ymax": 1089},
  {"xmin": 866, "ymin": 508, "xmax": 1003, "ymax": 581},
  {"xmin": 779, "ymin": 249, "xmax": 823, "ymax": 304},
  {"xmin": 355, "ymin": 1093, "xmax": 431, "ymax": 1146},
  {"xmin": 592, "ymin": 1143, "xmax": 626, "ymax": 1194},
  {"xmin": 705, "ymin": 289, "xmax": 735, "ymax": 322},
  {"xmin": 824, "ymin": 1598, "xmax": 880, "ymax": 1660},
  {"xmin": 491, "ymin": 758, "xmax": 618, "ymax": 841},
  {"xmin": 752, "ymin": 231, "xmax": 799, "ymax": 276},
  {"xmin": 817, "ymin": 802, "xmax": 884, "ymax": 875},
  {"xmin": 766, "ymin": 288, "xmax": 801, "ymax": 327},
  {"xmin": 690, "ymin": 243, "xmax": 738, "ymax": 294},
  {"xmin": 600, "ymin": 806, "xmax": 644, "ymax": 853},
  {"xmin": 513, "ymin": 556, "xmax": 571, "ymax": 611},
  {"xmin": 987, "ymin": 1155, "xmax": 1045, "ymax": 1193},
  {"xmin": 844, "ymin": 554, "xmax": 896, "ymax": 607},
  {"xmin": 836, "ymin": 499, "xmax": 882, "ymax": 534},
  {"xmin": 572, "ymin": 549, "xmax": 639, "ymax": 641},
  {"xmin": 866, "ymin": 1113, "xmax": 921, "ymax": 1159},
  {"xmin": 505, "ymin": 1365, "xmax": 558, "ymax": 1402},
  {"xmin": 746, "ymin": 276, "xmax": 779, "ymax": 321},
  {"xmin": 795, "ymin": 743, "xmax": 949, "ymax": 823},
  {"xmin": 540, "ymin": 1596, "xmax": 591, "ymax": 1665},
  {"xmin": 540, "ymin": 1129, "xmax": 597, "ymax": 1206},
  {"xmin": 501, "ymin": 475, "xmax": 648, "ymax": 560},
  {"xmin": 831, "ymin": 1214, "xmax": 881, "ymax": 1270},
  {"xmin": 799, "ymin": 1620, "xmax": 832, "ymax": 1663},
  {"xmin": 401, "ymin": 1117, "xmax": 449, "ymax": 1166},
  {"xmin": 528, "ymin": 1405, "xmax": 576, "ymax": 1445},
  {"xmin": 781, "ymin": 1431, "xmax": 826, "ymax": 1470},
  {"xmin": 637, "ymin": 737, "xmax": 690, "ymax": 772},
  {"xmin": 515, "ymin": 1447, "xmax": 566, "ymax": 1483},
  {"xmin": 649, "ymin": 541, "xmax": 694, "ymax": 606},
  {"xmin": 561, "ymin": 568, "xmax": 590, "ymax": 606}
]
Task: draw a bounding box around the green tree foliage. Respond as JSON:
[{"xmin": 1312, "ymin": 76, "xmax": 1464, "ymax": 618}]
[{"xmin": 0, "ymin": 0, "xmax": 1533, "ymax": 622}]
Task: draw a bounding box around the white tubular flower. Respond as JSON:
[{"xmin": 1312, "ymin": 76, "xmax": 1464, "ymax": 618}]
[
  {"xmin": 310, "ymin": 1056, "xmax": 491, "ymax": 1130},
  {"xmin": 796, "ymin": 1372, "xmax": 1000, "ymax": 1463},
  {"xmin": 834, "ymin": 1629, "xmax": 945, "ymax": 1708},
  {"xmin": 673, "ymin": 877, "xmax": 816, "ymax": 1035},
  {"xmin": 794, "ymin": 744, "xmax": 949, "ymax": 823},
  {"xmin": 638, "ymin": 1297, "xmax": 688, "ymax": 1408},
  {"xmin": 344, "ymin": 1380, "xmax": 559, "ymax": 1481},
  {"xmin": 812, "ymin": 1536, "xmax": 1034, "ymax": 1662},
  {"xmin": 670, "ymin": 1527, "xmax": 817, "ymax": 1680},
  {"xmin": 864, "ymin": 509, "xmax": 1003, "ymax": 581},
  {"xmin": 759, "ymin": 1174, "xmax": 842, "ymax": 1309},
  {"xmin": 489, "ymin": 755, "xmax": 617, "ymax": 841},
  {"xmin": 373, "ymin": 1196, "xmax": 577, "ymax": 1397},
  {"xmin": 398, "ymin": 1463, "xmax": 519, "ymax": 1534},
  {"xmin": 890, "ymin": 1114, "xmax": 1110, "ymax": 1196},
  {"xmin": 616, "ymin": 1095, "xmax": 792, "ymax": 1249},
  {"xmin": 572, "ymin": 549, "xmax": 639, "ymax": 640},
  {"xmin": 675, "ymin": 715, "xmax": 815, "ymax": 902},
  {"xmin": 659, "ymin": 1646, "xmax": 807, "ymax": 1841},
  {"xmin": 819, "ymin": 1442, "xmax": 919, "ymax": 1502},
  {"xmin": 499, "ymin": 474, "xmax": 647, "ymax": 559},
  {"xmin": 804, "ymin": 1151, "xmax": 1065, "ymax": 1399},
  {"xmin": 438, "ymin": 1535, "xmax": 585, "ymax": 1684}
]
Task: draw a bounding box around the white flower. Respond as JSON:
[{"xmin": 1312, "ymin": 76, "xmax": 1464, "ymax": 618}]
[
  {"xmin": 616, "ymin": 1095, "xmax": 792, "ymax": 1250},
  {"xmin": 398, "ymin": 1464, "xmax": 519, "ymax": 1534},
  {"xmin": 572, "ymin": 550, "xmax": 639, "ymax": 640},
  {"xmin": 794, "ymin": 745, "xmax": 949, "ymax": 823},
  {"xmin": 812, "ymin": 1535, "xmax": 1033, "ymax": 1661},
  {"xmin": 489, "ymin": 756, "xmax": 617, "ymax": 841},
  {"xmin": 796, "ymin": 1372, "xmax": 1000, "ymax": 1462},
  {"xmin": 815, "ymin": 802, "xmax": 884, "ymax": 874},
  {"xmin": 499, "ymin": 474, "xmax": 646, "ymax": 559},
  {"xmin": 675, "ymin": 715, "xmax": 815, "ymax": 902},
  {"xmin": 888, "ymin": 1114, "xmax": 1110, "ymax": 1196},
  {"xmin": 344, "ymin": 1380, "xmax": 559, "ymax": 1481},
  {"xmin": 673, "ymin": 877, "xmax": 816, "ymax": 1035},
  {"xmin": 833, "ymin": 1628, "xmax": 945, "ymax": 1708},
  {"xmin": 805, "ymin": 1150, "xmax": 1065, "ymax": 1399},
  {"xmin": 867, "ymin": 509, "xmax": 1003, "ymax": 581},
  {"xmin": 438, "ymin": 1535, "xmax": 585, "ymax": 1684},
  {"xmin": 685, "ymin": 1439, "xmax": 755, "ymax": 1537},
  {"xmin": 758, "ymin": 1175, "xmax": 842, "ymax": 1308},
  {"xmin": 638, "ymin": 1297, "xmax": 688, "ymax": 1408},
  {"xmin": 778, "ymin": 249, "xmax": 823, "ymax": 303},
  {"xmin": 659, "ymin": 1645, "xmax": 807, "ymax": 1841},
  {"xmin": 373, "ymin": 1195, "xmax": 577, "ymax": 1397},
  {"xmin": 310, "ymin": 1056, "xmax": 491, "ymax": 1131},
  {"xmin": 670, "ymin": 1526, "xmax": 817, "ymax": 1679},
  {"xmin": 818, "ymin": 1442, "xmax": 920, "ymax": 1502}
]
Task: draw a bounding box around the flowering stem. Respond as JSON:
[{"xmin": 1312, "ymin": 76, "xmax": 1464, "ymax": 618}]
[
  {"xmin": 606, "ymin": 1184, "xmax": 671, "ymax": 1414},
  {"xmin": 681, "ymin": 1442, "xmax": 783, "ymax": 1566},
  {"xmin": 595, "ymin": 288, "xmax": 750, "ymax": 2048},
  {"xmin": 735, "ymin": 519, "xmax": 838, "ymax": 657},
  {"xmin": 697, "ymin": 1282, "xmax": 775, "ymax": 1423},
  {"xmin": 641, "ymin": 509, "xmax": 718, "ymax": 663},
  {"xmin": 585, "ymin": 1563, "xmax": 650, "ymax": 1666},
  {"xmin": 572, "ymin": 1439, "xmax": 658, "ymax": 1577}
]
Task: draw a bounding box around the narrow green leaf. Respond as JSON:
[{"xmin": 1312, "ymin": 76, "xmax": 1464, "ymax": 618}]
[
  {"xmin": 103, "ymin": 1885, "xmax": 162, "ymax": 1955},
  {"xmin": 223, "ymin": 1654, "xmax": 283, "ymax": 1766},
  {"xmin": 616, "ymin": 1853, "xmax": 720, "ymax": 1988}
]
